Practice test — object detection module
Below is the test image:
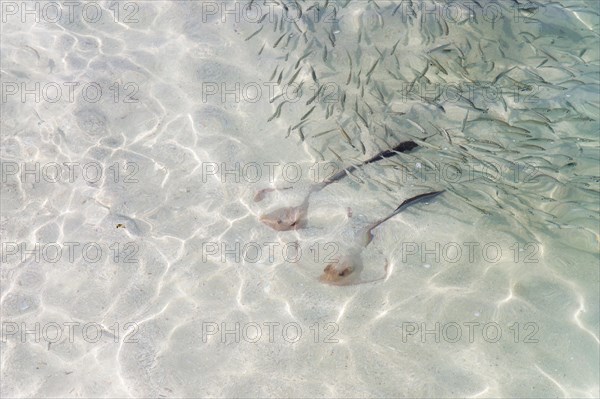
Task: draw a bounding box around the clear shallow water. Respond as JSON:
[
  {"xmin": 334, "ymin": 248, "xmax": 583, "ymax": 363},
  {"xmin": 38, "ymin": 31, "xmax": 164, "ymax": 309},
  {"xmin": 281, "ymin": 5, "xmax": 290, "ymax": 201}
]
[{"xmin": 1, "ymin": 0, "xmax": 598, "ymax": 397}]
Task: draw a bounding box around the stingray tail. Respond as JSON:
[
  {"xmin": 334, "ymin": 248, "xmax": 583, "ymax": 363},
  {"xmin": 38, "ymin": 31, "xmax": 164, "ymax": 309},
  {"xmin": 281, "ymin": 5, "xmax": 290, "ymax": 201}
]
[
  {"xmin": 391, "ymin": 190, "xmax": 445, "ymax": 215},
  {"xmin": 364, "ymin": 190, "xmax": 445, "ymax": 245}
]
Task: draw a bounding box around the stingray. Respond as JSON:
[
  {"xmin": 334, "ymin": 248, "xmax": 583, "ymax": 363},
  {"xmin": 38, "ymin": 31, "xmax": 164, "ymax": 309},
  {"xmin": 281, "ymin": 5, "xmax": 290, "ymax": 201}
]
[
  {"xmin": 318, "ymin": 190, "xmax": 444, "ymax": 286},
  {"xmin": 258, "ymin": 140, "xmax": 419, "ymax": 231}
]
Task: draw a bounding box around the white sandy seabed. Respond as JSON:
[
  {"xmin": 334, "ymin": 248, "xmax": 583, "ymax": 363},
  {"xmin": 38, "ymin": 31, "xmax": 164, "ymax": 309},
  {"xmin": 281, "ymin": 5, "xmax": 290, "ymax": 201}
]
[{"xmin": 0, "ymin": 1, "xmax": 599, "ymax": 398}]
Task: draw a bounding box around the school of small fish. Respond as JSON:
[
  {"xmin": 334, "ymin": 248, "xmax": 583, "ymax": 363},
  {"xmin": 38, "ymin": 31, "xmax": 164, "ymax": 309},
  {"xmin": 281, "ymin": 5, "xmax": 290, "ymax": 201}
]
[{"xmin": 241, "ymin": 0, "xmax": 599, "ymax": 284}]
